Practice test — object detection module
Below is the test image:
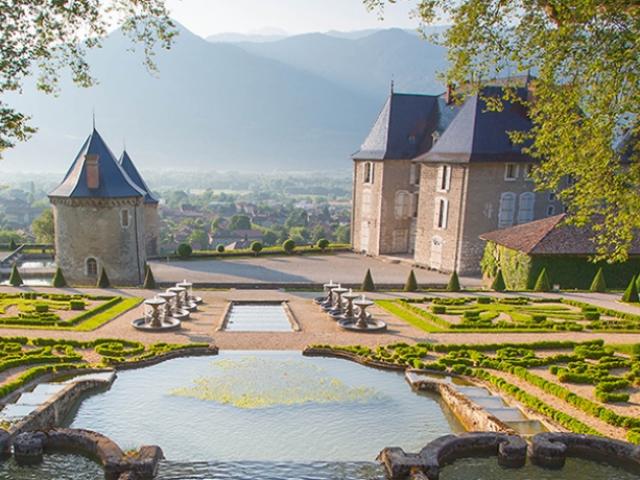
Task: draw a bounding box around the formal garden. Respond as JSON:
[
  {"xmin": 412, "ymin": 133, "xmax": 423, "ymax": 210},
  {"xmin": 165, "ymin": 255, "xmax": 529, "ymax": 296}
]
[
  {"xmin": 377, "ymin": 295, "xmax": 640, "ymax": 333},
  {"xmin": 308, "ymin": 340, "xmax": 640, "ymax": 444},
  {"xmin": 0, "ymin": 292, "xmax": 141, "ymax": 331}
]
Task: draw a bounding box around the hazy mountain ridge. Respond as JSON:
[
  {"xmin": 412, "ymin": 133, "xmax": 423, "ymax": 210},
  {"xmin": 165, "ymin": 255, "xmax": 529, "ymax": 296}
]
[{"xmin": 3, "ymin": 23, "xmax": 447, "ymax": 173}]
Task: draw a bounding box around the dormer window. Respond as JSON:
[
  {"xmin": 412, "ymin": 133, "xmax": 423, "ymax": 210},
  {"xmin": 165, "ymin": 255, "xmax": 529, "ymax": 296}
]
[
  {"xmin": 432, "ymin": 132, "xmax": 440, "ymax": 144},
  {"xmin": 85, "ymin": 154, "xmax": 100, "ymax": 189}
]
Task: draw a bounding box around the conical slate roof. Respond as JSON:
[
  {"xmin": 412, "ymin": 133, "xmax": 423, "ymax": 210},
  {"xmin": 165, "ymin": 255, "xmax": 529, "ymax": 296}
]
[
  {"xmin": 50, "ymin": 129, "xmax": 145, "ymax": 199},
  {"xmin": 419, "ymin": 86, "xmax": 533, "ymax": 163},
  {"xmin": 119, "ymin": 150, "xmax": 159, "ymax": 205},
  {"xmin": 352, "ymin": 93, "xmax": 441, "ymax": 160}
]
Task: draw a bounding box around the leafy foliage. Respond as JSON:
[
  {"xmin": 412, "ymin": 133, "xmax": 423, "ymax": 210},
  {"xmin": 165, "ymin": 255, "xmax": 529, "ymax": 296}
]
[
  {"xmin": 282, "ymin": 239, "xmax": 296, "ymax": 254},
  {"xmin": 250, "ymin": 241, "xmax": 263, "ymax": 256},
  {"xmin": 176, "ymin": 243, "xmax": 193, "ymax": 258}
]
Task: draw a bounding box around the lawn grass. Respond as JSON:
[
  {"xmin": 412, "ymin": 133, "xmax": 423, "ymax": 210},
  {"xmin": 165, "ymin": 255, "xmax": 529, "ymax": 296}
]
[{"xmin": 376, "ymin": 300, "xmax": 443, "ymax": 332}]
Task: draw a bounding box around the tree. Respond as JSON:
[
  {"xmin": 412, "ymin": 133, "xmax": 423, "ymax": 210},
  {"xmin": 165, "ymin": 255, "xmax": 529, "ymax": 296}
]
[
  {"xmin": 52, "ymin": 267, "xmax": 67, "ymax": 288},
  {"xmin": 216, "ymin": 244, "xmax": 225, "ymax": 253},
  {"xmin": 334, "ymin": 224, "xmax": 350, "ymax": 245},
  {"xmin": 590, "ymin": 268, "xmax": 607, "ymax": 293},
  {"xmin": 143, "ymin": 265, "xmax": 157, "ymax": 289},
  {"xmin": 31, "ymin": 209, "xmax": 54, "ymax": 243},
  {"xmin": 316, "ymin": 238, "xmax": 330, "ymax": 252},
  {"xmin": 188, "ymin": 229, "xmax": 209, "ymax": 249},
  {"xmin": 447, "ymin": 271, "xmax": 461, "ymax": 292},
  {"xmin": 404, "ymin": 270, "xmax": 418, "ymax": 292},
  {"xmin": 533, "ymin": 268, "xmax": 552, "ymax": 292},
  {"xmin": 362, "ymin": 269, "xmax": 375, "ymax": 292},
  {"xmin": 282, "ymin": 239, "xmax": 296, "ymax": 254},
  {"xmin": 9, "ymin": 239, "xmax": 17, "ymax": 251},
  {"xmin": 1, "ymin": 1, "xmax": 175, "ymax": 157},
  {"xmin": 176, "ymin": 243, "xmax": 193, "ymax": 258},
  {"xmin": 97, "ymin": 268, "xmax": 111, "ymax": 289},
  {"xmin": 228, "ymin": 215, "xmax": 251, "ymax": 231},
  {"xmin": 262, "ymin": 230, "xmax": 278, "ymax": 246},
  {"xmin": 622, "ymin": 275, "xmax": 639, "ymax": 303},
  {"xmin": 250, "ymin": 241, "xmax": 263, "ymax": 256},
  {"xmin": 8, "ymin": 264, "xmax": 22, "ymax": 286},
  {"xmin": 491, "ymin": 269, "xmax": 506, "ymax": 292},
  {"xmin": 366, "ymin": 1, "xmax": 640, "ymax": 262}
]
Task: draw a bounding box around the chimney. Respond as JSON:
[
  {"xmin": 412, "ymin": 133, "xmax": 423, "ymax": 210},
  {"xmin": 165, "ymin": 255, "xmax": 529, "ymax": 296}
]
[
  {"xmin": 85, "ymin": 154, "xmax": 100, "ymax": 189},
  {"xmin": 445, "ymin": 83, "xmax": 454, "ymax": 105}
]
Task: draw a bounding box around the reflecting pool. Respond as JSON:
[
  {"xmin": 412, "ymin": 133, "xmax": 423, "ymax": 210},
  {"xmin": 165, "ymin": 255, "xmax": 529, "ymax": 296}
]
[
  {"xmin": 0, "ymin": 454, "xmax": 102, "ymax": 480},
  {"xmin": 67, "ymin": 351, "xmax": 463, "ymax": 461}
]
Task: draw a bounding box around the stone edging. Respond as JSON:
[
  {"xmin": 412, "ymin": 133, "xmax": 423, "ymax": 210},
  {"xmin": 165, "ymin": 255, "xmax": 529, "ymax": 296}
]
[
  {"xmin": 108, "ymin": 346, "xmax": 218, "ymax": 371},
  {"xmin": 379, "ymin": 432, "xmax": 640, "ymax": 480},
  {"xmin": 217, "ymin": 301, "xmax": 301, "ymax": 332},
  {"xmin": 302, "ymin": 347, "xmax": 407, "ymax": 371},
  {"xmin": 12, "ymin": 428, "xmax": 162, "ymax": 480}
]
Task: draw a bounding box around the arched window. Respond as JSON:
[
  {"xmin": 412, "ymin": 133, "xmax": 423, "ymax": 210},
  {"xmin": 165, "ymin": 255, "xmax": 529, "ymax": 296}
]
[
  {"xmin": 86, "ymin": 258, "xmax": 98, "ymax": 276},
  {"xmin": 498, "ymin": 192, "xmax": 516, "ymax": 228},
  {"xmin": 517, "ymin": 192, "xmax": 536, "ymax": 224},
  {"xmin": 394, "ymin": 191, "xmax": 411, "ymax": 219}
]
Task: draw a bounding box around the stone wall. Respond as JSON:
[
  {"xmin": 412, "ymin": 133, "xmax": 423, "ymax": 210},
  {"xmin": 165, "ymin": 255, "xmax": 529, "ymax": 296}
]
[
  {"xmin": 352, "ymin": 160, "xmax": 383, "ymax": 254},
  {"xmin": 143, "ymin": 205, "xmax": 160, "ymax": 257},
  {"xmin": 52, "ymin": 197, "xmax": 146, "ymax": 286}
]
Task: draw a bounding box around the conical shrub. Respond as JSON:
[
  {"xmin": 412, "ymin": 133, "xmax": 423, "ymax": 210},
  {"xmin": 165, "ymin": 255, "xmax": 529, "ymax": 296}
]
[
  {"xmin": 8, "ymin": 264, "xmax": 22, "ymax": 286},
  {"xmin": 447, "ymin": 271, "xmax": 461, "ymax": 292},
  {"xmin": 9, "ymin": 239, "xmax": 17, "ymax": 251},
  {"xmin": 589, "ymin": 268, "xmax": 607, "ymax": 293},
  {"xmin": 404, "ymin": 270, "xmax": 418, "ymax": 292},
  {"xmin": 533, "ymin": 268, "xmax": 551, "ymax": 292},
  {"xmin": 491, "ymin": 269, "xmax": 506, "ymax": 292},
  {"xmin": 362, "ymin": 269, "xmax": 375, "ymax": 292},
  {"xmin": 97, "ymin": 268, "xmax": 111, "ymax": 289},
  {"xmin": 143, "ymin": 265, "xmax": 157, "ymax": 289},
  {"xmin": 622, "ymin": 275, "xmax": 639, "ymax": 303},
  {"xmin": 52, "ymin": 267, "xmax": 67, "ymax": 288}
]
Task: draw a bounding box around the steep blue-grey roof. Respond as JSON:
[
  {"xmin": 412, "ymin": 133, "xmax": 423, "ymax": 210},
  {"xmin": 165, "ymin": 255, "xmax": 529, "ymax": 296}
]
[
  {"xmin": 49, "ymin": 129, "xmax": 145, "ymax": 199},
  {"xmin": 352, "ymin": 93, "xmax": 441, "ymax": 160},
  {"xmin": 418, "ymin": 86, "xmax": 533, "ymax": 163},
  {"xmin": 119, "ymin": 150, "xmax": 159, "ymax": 205}
]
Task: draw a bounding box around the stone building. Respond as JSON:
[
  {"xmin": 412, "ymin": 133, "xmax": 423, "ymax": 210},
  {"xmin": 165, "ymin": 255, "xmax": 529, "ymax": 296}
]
[
  {"xmin": 351, "ymin": 79, "xmax": 563, "ymax": 275},
  {"xmin": 49, "ymin": 129, "xmax": 158, "ymax": 286}
]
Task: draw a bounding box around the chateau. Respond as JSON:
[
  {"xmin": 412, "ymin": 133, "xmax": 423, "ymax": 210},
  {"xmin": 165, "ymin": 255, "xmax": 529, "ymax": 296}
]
[
  {"xmin": 49, "ymin": 129, "xmax": 159, "ymax": 286},
  {"xmin": 351, "ymin": 78, "xmax": 563, "ymax": 275}
]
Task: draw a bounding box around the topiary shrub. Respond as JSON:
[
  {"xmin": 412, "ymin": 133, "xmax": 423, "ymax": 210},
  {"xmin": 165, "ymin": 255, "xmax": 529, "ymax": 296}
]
[
  {"xmin": 404, "ymin": 270, "xmax": 418, "ymax": 292},
  {"xmin": 97, "ymin": 268, "xmax": 111, "ymax": 289},
  {"xmin": 316, "ymin": 238, "xmax": 330, "ymax": 251},
  {"xmin": 282, "ymin": 239, "xmax": 296, "ymax": 254},
  {"xmin": 34, "ymin": 303, "xmax": 48, "ymax": 313},
  {"xmin": 9, "ymin": 264, "xmax": 22, "ymax": 287},
  {"xmin": 52, "ymin": 267, "xmax": 67, "ymax": 288},
  {"xmin": 9, "ymin": 239, "xmax": 17, "ymax": 251},
  {"xmin": 476, "ymin": 297, "xmax": 492, "ymax": 304},
  {"xmin": 447, "ymin": 271, "xmax": 461, "ymax": 292},
  {"xmin": 491, "ymin": 269, "xmax": 506, "ymax": 292},
  {"xmin": 216, "ymin": 244, "xmax": 225, "ymax": 253},
  {"xmin": 622, "ymin": 275, "xmax": 639, "ymax": 303},
  {"xmin": 250, "ymin": 241, "xmax": 263, "ymax": 256},
  {"xmin": 584, "ymin": 311, "xmax": 600, "ymax": 321},
  {"xmin": 143, "ymin": 266, "xmax": 157, "ymax": 289},
  {"xmin": 69, "ymin": 300, "xmax": 85, "ymax": 310},
  {"xmin": 590, "ymin": 267, "xmax": 607, "ymax": 293},
  {"xmin": 362, "ymin": 269, "xmax": 375, "ymax": 292},
  {"xmin": 176, "ymin": 243, "xmax": 193, "ymax": 258},
  {"xmin": 431, "ymin": 305, "xmax": 446, "ymax": 314},
  {"xmin": 534, "ymin": 268, "xmax": 551, "ymax": 292}
]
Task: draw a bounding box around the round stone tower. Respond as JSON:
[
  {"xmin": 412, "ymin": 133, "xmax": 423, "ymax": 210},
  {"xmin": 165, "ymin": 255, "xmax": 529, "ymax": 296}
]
[
  {"xmin": 49, "ymin": 129, "xmax": 147, "ymax": 286},
  {"xmin": 119, "ymin": 150, "xmax": 160, "ymax": 256}
]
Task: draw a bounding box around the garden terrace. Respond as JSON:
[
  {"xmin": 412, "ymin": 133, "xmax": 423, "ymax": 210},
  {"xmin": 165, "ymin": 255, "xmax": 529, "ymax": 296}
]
[
  {"xmin": 376, "ymin": 296, "xmax": 640, "ymax": 333},
  {"xmin": 0, "ymin": 292, "xmax": 142, "ymax": 331},
  {"xmin": 306, "ymin": 340, "xmax": 640, "ymax": 444},
  {"xmin": 0, "ymin": 336, "xmax": 212, "ymax": 408}
]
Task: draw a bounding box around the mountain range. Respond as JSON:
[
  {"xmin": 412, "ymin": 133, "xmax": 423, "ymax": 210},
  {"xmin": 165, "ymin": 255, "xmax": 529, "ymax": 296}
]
[{"xmin": 2, "ymin": 23, "xmax": 447, "ymax": 173}]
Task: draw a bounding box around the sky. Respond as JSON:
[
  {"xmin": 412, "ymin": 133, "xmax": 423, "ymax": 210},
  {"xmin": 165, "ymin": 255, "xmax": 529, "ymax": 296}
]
[{"xmin": 165, "ymin": 0, "xmax": 422, "ymax": 37}]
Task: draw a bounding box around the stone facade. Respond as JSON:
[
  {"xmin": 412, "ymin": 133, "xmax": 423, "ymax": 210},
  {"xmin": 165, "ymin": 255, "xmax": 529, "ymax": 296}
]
[
  {"xmin": 52, "ymin": 197, "xmax": 147, "ymax": 286},
  {"xmin": 143, "ymin": 203, "xmax": 160, "ymax": 257}
]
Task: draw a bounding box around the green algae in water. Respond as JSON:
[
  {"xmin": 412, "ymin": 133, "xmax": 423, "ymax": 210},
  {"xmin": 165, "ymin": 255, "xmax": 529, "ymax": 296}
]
[{"xmin": 170, "ymin": 357, "xmax": 384, "ymax": 409}]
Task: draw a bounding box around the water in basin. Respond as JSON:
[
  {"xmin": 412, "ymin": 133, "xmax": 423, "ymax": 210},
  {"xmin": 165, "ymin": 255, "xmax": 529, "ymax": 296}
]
[
  {"xmin": 0, "ymin": 453, "xmax": 102, "ymax": 480},
  {"xmin": 224, "ymin": 304, "xmax": 292, "ymax": 332},
  {"xmin": 66, "ymin": 351, "xmax": 463, "ymax": 461}
]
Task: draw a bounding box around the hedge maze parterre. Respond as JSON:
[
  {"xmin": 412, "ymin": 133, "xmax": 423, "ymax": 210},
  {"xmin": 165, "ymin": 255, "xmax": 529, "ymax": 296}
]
[
  {"xmin": 0, "ymin": 292, "xmax": 142, "ymax": 330},
  {"xmin": 0, "ymin": 336, "xmax": 209, "ymax": 414},
  {"xmin": 377, "ymin": 296, "xmax": 640, "ymax": 332},
  {"xmin": 312, "ymin": 340, "xmax": 640, "ymax": 444}
]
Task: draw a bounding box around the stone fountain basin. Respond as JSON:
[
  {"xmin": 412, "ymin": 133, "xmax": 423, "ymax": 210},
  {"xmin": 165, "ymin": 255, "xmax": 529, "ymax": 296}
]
[
  {"xmin": 131, "ymin": 317, "xmax": 181, "ymax": 332},
  {"xmin": 338, "ymin": 318, "xmax": 387, "ymax": 333}
]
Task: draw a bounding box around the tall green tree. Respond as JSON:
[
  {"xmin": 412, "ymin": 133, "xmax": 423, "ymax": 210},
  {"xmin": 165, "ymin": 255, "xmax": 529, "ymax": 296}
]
[
  {"xmin": 366, "ymin": 1, "xmax": 640, "ymax": 262},
  {"xmin": 31, "ymin": 209, "xmax": 55, "ymax": 243},
  {"xmin": 228, "ymin": 215, "xmax": 252, "ymax": 231},
  {"xmin": 0, "ymin": 0, "xmax": 176, "ymax": 157}
]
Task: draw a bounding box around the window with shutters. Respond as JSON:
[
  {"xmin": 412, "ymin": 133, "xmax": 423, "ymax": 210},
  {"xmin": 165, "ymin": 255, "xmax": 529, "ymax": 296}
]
[
  {"xmin": 434, "ymin": 197, "xmax": 448, "ymax": 229},
  {"xmin": 517, "ymin": 192, "xmax": 535, "ymax": 224},
  {"xmin": 394, "ymin": 191, "xmax": 411, "ymax": 219},
  {"xmin": 436, "ymin": 165, "xmax": 451, "ymax": 192},
  {"xmin": 498, "ymin": 192, "xmax": 516, "ymax": 228}
]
